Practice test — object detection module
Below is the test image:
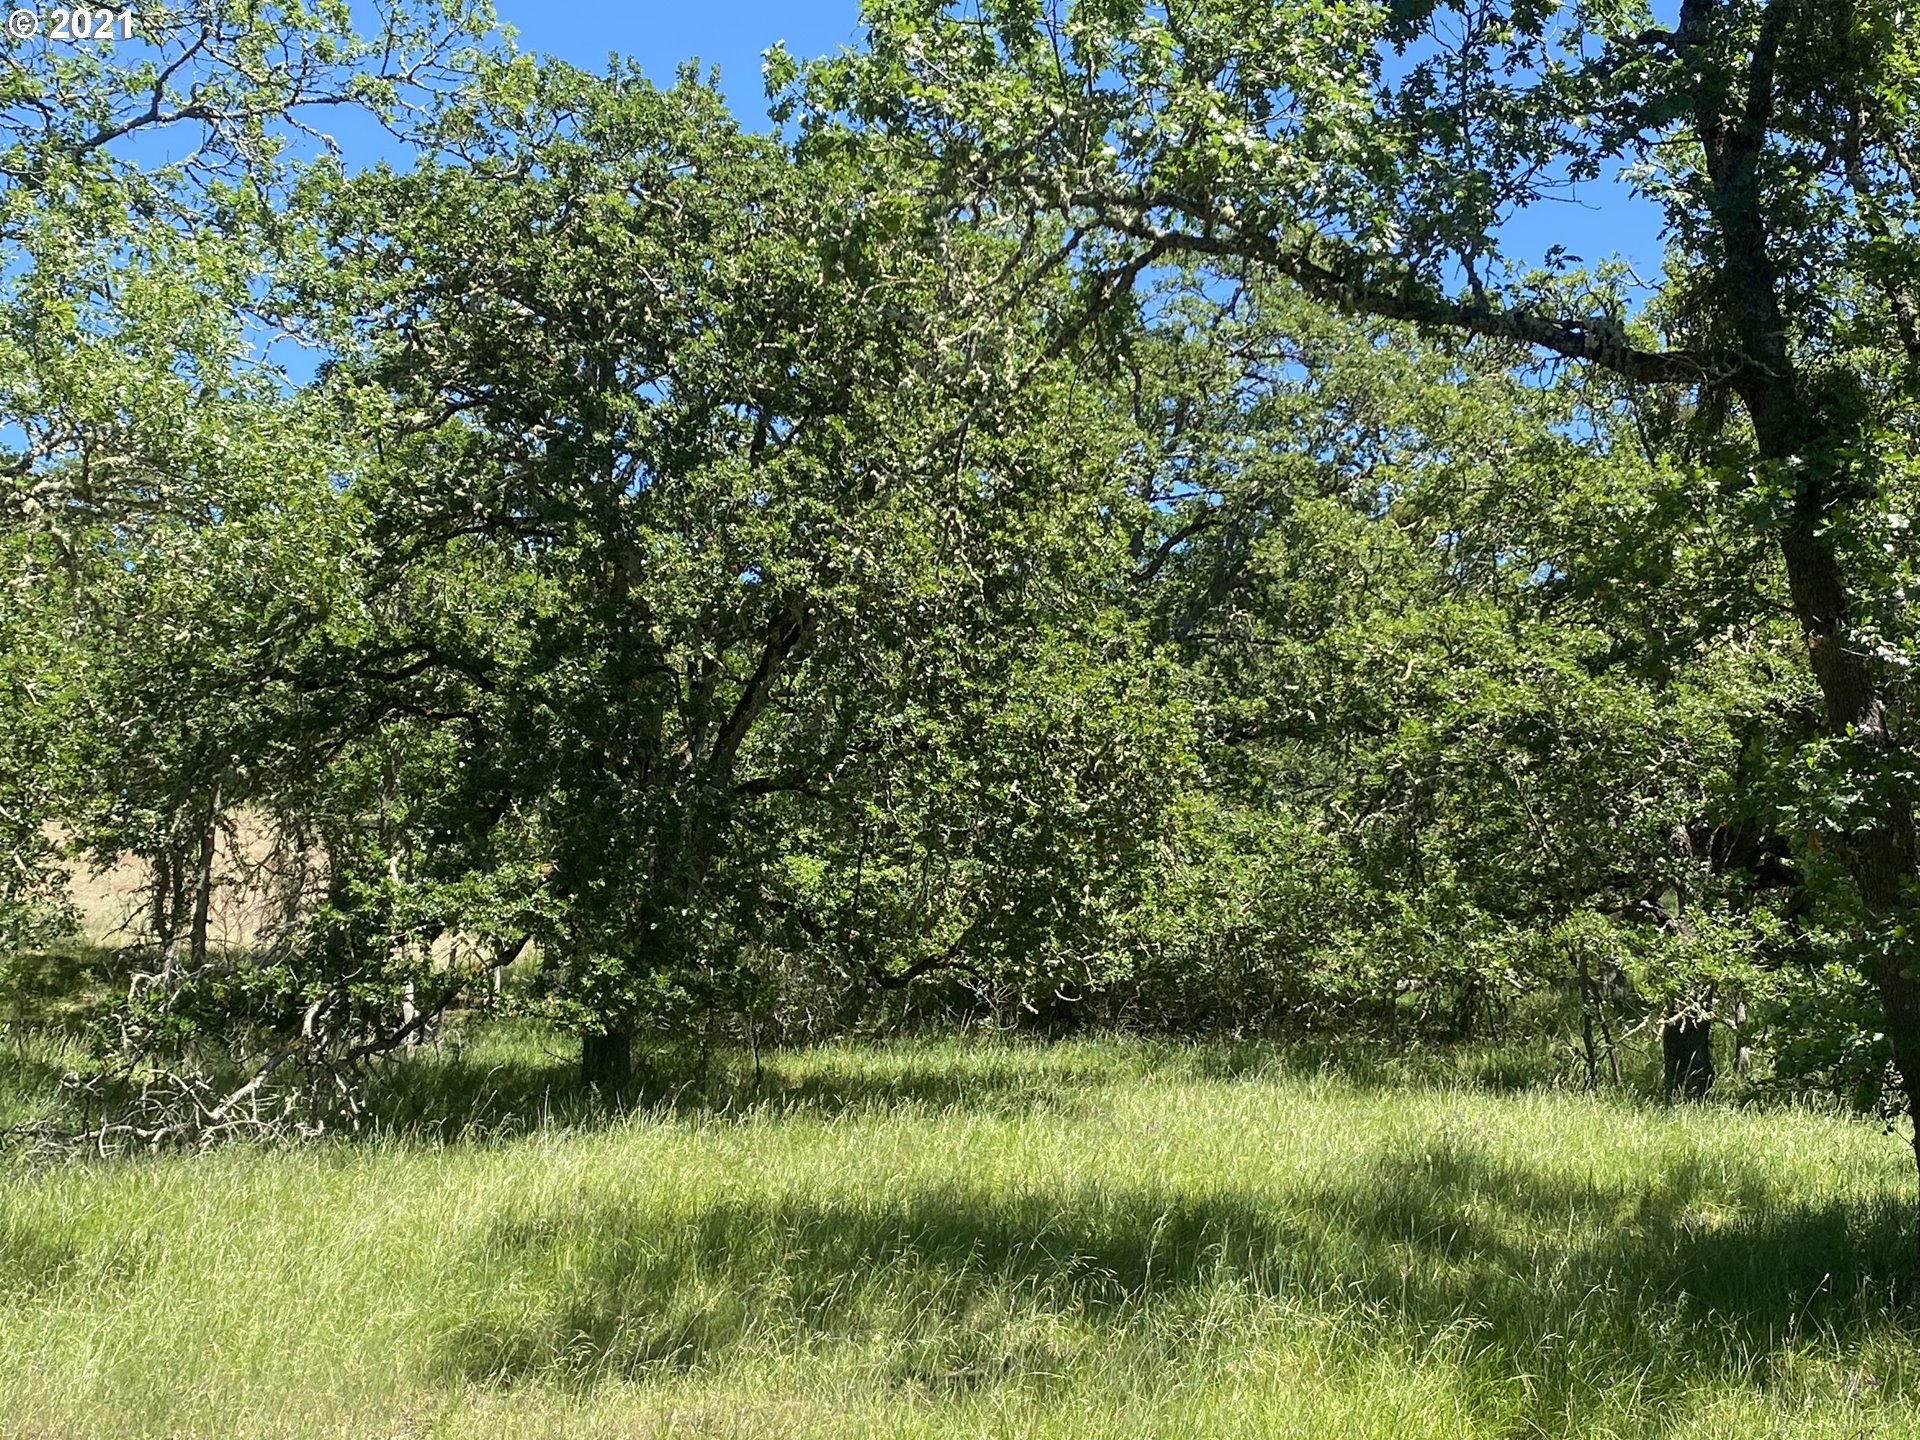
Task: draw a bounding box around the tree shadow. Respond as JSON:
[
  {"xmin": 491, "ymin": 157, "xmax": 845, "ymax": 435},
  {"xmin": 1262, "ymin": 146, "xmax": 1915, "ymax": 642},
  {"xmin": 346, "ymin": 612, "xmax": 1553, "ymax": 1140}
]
[
  {"xmin": 371, "ymin": 1030, "xmax": 1586, "ymax": 1143},
  {"xmin": 741, "ymin": 1050, "xmax": 1108, "ymax": 1121},
  {"xmin": 367, "ymin": 1037, "xmax": 1105, "ymax": 1141},
  {"xmin": 0, "ymin": 943, "xmax": 122, "ymax": 1030},
  {"xmin": 444, "ymin": 1183, "xmax": 1303, "ymax": 1390},
  {"xmin": 0, "ymin": 1214, "xmax": 80, "ymax": 1300},
  {"xmin": 1305, "ymin": 1130, "xmax": 1916, "ymax": 1408},
  {"xmin": 439, "ymin": 1134, "xmax": 1919, "ymax": 1429},
  {"xmin": 1220, "ymin": 1039, "xmax": 1604, "ymax": 1096},
  {"xmin": 0, "ymin": 1044, "xmax": 75, "ymax": 1112}
]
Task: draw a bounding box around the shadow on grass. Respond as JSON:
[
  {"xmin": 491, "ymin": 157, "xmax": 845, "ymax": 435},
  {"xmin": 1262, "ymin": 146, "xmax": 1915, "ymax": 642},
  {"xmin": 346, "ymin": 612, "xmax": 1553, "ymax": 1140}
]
[
  {"xmin": 0, "ymin": 1213, "xmax": 81, "ymax": 1300},
  {"xmin": 1197, "ymin": 1037, "xmax": 1647, "ymax": 1097},
  {"xmin": 365, "ymin": 1032, "xmax": 1118, "ymax": 1141},
  {"xmin": 367, "ymin": 1040, "xmax": 592, "ymax": 1140},
  {"xmin": 0, "ymin": 1043, "xmax": 77, "ymax": 1111},
  {"xmin": 1320, "ymin": 1134, "xmax": 1916, "ymax": 1366},
  {"xmin": 442, "ymin": 1135, "xmax": 1918, "ymax": 1429},
  {"xmin": 447, "ymin": 1184, "xmax": 1300, "ymax": 1389},
  {"xmin": 368, "ymin": 1029, "xmax": 1592, "ymax": 1144},
  {"xmin": 0, "ymin": 943, "xmax": 123, "ymax": 1030},
  {"xmin": 745, "ymin": 1050, "xmax": 1112, "ymax": 1121}
]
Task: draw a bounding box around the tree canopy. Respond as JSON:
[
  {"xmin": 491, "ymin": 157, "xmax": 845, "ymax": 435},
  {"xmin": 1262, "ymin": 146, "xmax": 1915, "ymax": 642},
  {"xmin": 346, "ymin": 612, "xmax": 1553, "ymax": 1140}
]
[{"xmin": 4, "ymin": 0, "xmax": 1919, "ymax": 1223}]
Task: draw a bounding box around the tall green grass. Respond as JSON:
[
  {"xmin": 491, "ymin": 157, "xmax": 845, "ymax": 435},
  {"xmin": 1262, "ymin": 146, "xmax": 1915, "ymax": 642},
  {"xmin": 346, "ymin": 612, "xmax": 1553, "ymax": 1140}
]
[{"xmin": 1, "ymin": 1031, "xmax": 1916, "ymax": 1438}]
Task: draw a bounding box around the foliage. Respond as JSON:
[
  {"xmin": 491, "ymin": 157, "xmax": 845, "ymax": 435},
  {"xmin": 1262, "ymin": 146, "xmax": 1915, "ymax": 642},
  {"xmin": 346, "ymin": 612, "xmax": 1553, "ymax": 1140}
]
[
  {"xmin": 787, "ymin": 0, "xmax": 1920, "ymax": 1124},
  {"xmin": 5, "ymin": 0, "xmax": 1919, "ymax": 1149},
  {"xmin": 303, "ymin": 57, "xmax": 1192, "ymax": 1062},
  {"xmin": 0, "ymin": 0, "xmax": 501, "ymax": 1136}
]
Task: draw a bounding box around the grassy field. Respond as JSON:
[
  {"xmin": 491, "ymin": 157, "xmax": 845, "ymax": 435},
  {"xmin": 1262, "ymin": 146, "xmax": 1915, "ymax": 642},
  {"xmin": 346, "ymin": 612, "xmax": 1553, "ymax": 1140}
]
[{"xmin": 2, "ymin": 1022, "xmax": 1918, "ymax": 1439}]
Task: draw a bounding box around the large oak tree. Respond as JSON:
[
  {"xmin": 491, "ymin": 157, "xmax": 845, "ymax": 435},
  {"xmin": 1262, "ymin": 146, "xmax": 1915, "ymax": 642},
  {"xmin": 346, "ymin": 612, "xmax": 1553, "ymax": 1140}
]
[{"xmin": 796, "ymin": 0, "xmax": 1920, "ymax": 1198}]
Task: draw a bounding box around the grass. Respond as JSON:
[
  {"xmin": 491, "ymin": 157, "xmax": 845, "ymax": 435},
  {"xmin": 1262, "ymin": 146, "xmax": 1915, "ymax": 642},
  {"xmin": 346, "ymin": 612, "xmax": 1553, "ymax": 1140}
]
[
  {"xmin": 0, "ymin": 941, "xmax": 109, "ymax": 1134},
  {"xmin": 1, "ymin": 1022, "xmax": 1918, "ymax": 1438}
]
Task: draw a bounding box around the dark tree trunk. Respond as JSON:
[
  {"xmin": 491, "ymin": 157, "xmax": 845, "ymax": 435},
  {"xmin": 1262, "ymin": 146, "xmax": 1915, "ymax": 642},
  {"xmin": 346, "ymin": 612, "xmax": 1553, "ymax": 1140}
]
[
  {"xmin": 1677, "ymin": 6, "xmax": 1920, "ymax": 1236},
  {"xmin": 1449, "ymin": 974, "xmax": 1482, "ymax": 1042},
  {"xmin": 581, "ymin": 1026, "xmax": 633, "ymax": 1095},
  {"xmin": 187, "ymin": 793, "xmax": 219, "ymax": 970},
  {"xmin": 150, "ymin": 850, "xmax": 180, "ymax": 987},
  {"xmin": 1662, "ymin": 1011, "xmax": 1715, "ymax": 1101},
  {"xmin": 1754, "ymin": 416, "xmax": 1920, "ymax": 1196},
  {"xmin": 1576, "ymin": 947, "xmax": 1620, "ymax": 1089},
  {"xmin": 1772, "ymin": 501, "xmax": 1920, "ymax": 1223}
]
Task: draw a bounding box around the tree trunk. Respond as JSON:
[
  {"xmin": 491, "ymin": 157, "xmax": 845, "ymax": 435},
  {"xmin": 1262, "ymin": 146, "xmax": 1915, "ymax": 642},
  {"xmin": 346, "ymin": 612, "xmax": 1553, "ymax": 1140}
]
[
  {"xmin": 187, "ymin": 792, "xmax": 219, "ymax": 971},
  {"xmin": 1577, "ymin": 947, "xmax": 1619, "ymax": 1089},
  {"xmin": 1684, "ymin": 14, "xmax": 1920, "ymax": 1235},
  {"xmin": 1662, "ymin": 1009, "xmax": 1715, "ymax": 1101},
  {"xmin": 1779, "ymin": 489, "xmax": 1920, "ymax": 1195},
  {"xmin": 581, "ymin": 1025, "xmax": 633, "ymax": 1095},
  {"xmin": 1762, "ymin": 444, "xmax": 1920, "ymax": 1203},
  {"xmin": 149, "ymin": 850, "xmax": 180, "ymax": 988}
]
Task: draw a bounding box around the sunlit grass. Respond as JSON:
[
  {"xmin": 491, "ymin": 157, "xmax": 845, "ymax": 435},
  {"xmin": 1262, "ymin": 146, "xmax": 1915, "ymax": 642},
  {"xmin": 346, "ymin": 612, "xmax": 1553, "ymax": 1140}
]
[{"xmin": 1, "ymin": 1029, "xmax": 1916, "ymax": 1438}]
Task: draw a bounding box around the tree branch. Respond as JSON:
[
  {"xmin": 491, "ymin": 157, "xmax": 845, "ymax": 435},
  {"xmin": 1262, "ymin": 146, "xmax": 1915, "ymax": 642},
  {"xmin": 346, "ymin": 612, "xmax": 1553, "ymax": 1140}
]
[
  {"xmin": 1070, "ymin": 194, "xmax": 1714, "ymax": 384},
  {"xmin": 703, "ymin": 603, "xmax": 813, "ymax": 785}
]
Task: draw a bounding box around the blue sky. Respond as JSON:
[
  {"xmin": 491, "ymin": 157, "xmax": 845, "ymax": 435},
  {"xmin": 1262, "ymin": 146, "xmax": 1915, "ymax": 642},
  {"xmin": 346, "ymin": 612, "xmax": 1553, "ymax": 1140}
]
[
  {"xmin": 490, "ymin": 0, "xmax": 867, "ymax": 119},
  {"xmin": 30, "ymin": 0, "xmax": 1671, "ymax": 278},
  {"xmin": 487, "ymin": 1, "xmax": 1667, "ymax": 282}
]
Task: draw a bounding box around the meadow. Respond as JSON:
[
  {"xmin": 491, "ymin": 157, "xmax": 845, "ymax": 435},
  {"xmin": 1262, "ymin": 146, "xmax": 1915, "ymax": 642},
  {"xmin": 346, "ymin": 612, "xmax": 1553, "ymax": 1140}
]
[
  {"xmin": 3, "ymin": 1021, "xmax": 1918, "ymax": 1439},
  {"xmin": 7, "ymin": 4, "xmax": 1919, "ymax": 1435}
]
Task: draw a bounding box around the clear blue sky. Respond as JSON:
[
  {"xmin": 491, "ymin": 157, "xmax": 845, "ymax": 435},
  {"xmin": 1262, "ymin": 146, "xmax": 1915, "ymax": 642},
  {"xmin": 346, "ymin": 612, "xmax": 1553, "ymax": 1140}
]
[{"xmin": 491, "ymin": 1, "xmax": 866, "ymax": 121}]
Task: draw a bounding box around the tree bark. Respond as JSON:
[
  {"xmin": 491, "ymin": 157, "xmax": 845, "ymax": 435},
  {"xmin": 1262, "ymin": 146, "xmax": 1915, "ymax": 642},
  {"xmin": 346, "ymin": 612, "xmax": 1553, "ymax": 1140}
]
[
  {"xmin": 187, "ymin": 791, "xmax": 219, "ymax": 971},
  {"xmin": 1680, "ymin": 0, "xmax": 1920, "ymax": 1221},
  {"xmin": 1577, "ymin": 947, "xmax": 1621, "ymax": 1088},
  {"xmin": 149, "ymin": 849, "xmax": 180, "ymax": 988},
  {"xmin": 581, "ymin": 1025, "xmax": 633, "ymax": 1095},
  {"xmin": 1735, "ymin": 336, "xmax": 1920, "ymax": 1205},
  {"xmin": 1662, "ymin": 1009, "xmax": 1716, "ymax": 1100}
]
